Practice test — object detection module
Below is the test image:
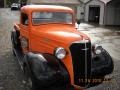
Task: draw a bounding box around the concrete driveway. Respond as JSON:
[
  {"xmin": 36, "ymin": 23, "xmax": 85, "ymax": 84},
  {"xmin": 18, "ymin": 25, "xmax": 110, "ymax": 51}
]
[
  {"xmin": 77, "ymin": 23, "xmax": 120, "ymax": 90},
  {"xmin": 78, "ymin": 23, "xmax": 120, "ymax": 61}
]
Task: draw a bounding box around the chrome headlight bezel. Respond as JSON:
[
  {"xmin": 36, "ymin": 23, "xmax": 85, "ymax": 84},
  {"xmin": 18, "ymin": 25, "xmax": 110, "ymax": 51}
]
[
  {"xmin": 55, "ymin": 47, "xmax": 67, "ymax": 60},
  {"xmin": 95, "ymin": 47, "xmax": 102, "ymax": 54},
  {"xmin": 92, "ymin": 43, "xmax": 102, "ymax": 55}
]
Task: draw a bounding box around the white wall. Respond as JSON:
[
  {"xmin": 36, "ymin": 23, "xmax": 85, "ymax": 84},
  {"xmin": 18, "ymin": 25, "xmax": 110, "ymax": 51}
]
[
  {"xmin": 80, "ymin": 0, "xmax": 90, "ymax": 3},
  {"xmin": 77, "ymin": 3, "xmax": 84, "ymax": 20},
  {"xmin": 115, "ymin": 8, "xmax": 120, "ymax": 25},
  {"xmin": 85, "ymin": 0, "xmax": 105, "ymax": 25},
  {"xmin": 105, "ymin": 5, "xmax": 115, "ymax": 25},
  {"xmin": 105, "ymin": 2, "xmax": 120, "ymax": 25}
]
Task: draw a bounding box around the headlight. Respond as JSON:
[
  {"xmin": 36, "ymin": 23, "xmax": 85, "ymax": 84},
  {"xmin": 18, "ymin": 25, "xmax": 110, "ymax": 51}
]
[
  {"xmin": 92, "ymin": 44, "xmax": 102, "ymax": 55},
  {"xmin": 95, "ymin": 48, "xmax": 102, "ymax": 54},
  {"xmin": 55, "ymin": 47, "xmax": 66, "ymax": 60}
]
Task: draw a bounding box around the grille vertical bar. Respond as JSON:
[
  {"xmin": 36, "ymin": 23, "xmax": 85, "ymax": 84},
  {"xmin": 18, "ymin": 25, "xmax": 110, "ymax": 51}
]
[{"xmin": 70, "ymin": 42, "xmax": 91, "ymax": 87}]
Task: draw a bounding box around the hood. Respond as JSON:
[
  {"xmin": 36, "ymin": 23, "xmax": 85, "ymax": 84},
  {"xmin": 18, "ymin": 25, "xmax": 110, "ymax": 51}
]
[{"xmin": 31, "ymin": 24, "xmax": 90, "ymax": 46}]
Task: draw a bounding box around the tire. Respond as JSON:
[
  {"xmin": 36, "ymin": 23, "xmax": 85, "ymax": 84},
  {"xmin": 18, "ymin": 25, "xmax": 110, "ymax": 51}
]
[
  {"xmin": 90, "ymin": 48, "xmax": 114, "ymax": 88},
  {"xmin": 11, "ymin": 31, "xmax": 17, "ymax": 48},
  {"xmin": 12, "ymin": 49, "xmax": 16, "ymax": 56},
  {"xmin": 11, "ymin": 31, "xmax": 21, "ymax": 49},
  {"xmin": 24, "ymin": 66, "xmax": 36, "ymax": 90},
  {"xmin": 103, "ymin": 49, "xmax": 114, "ymax": 74},
  {"xmin": 11, "ymin": 32, "xmax": 16, "ymax": 57}
]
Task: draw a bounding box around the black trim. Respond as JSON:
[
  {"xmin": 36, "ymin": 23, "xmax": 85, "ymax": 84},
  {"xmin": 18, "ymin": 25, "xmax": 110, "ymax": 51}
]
[
  {"xmin": 70, "ymin": 42, "xmax": 91, "ymax": 87},
  {"xmin": 91, "ymin": 48, "xmax": 114, "ymax": 76},
  {"xmin": 25, "ymin": 53, "xmax": 71, "ymax": 89}
]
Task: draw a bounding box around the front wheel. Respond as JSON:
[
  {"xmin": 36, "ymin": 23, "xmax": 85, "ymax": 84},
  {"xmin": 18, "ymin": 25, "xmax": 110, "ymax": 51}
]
[{"xmin": 24, "ymin": 66, "xmax": 36, "ymax": 90}]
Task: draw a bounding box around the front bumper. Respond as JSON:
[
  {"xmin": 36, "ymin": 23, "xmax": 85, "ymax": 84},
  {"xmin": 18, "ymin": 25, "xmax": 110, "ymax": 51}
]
[{"xmin": 11, "ymin": 7, "xmax": 19, "ymax": 10}]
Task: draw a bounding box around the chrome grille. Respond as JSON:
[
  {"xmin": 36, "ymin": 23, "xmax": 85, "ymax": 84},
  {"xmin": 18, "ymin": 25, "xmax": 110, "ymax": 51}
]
[{"xmin": 70, "ymin": 41, "xmax": 91, "ymax": 87}]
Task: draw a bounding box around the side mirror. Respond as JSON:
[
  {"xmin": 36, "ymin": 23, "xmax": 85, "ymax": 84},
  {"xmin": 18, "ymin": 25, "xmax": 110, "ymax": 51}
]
[
  {"xmin": 77, "ymin": 19, "xmax": 81, "ymax": 25},
  {"xmin": 76, "ymin": 19, "xmax": 81, "ymax": 29}
]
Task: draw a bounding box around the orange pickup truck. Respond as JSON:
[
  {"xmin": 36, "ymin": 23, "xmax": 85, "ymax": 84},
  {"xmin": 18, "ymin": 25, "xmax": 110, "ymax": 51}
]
[{"xmin": 11, "ymin": 5, "xmax": 114, "ymax": 90}]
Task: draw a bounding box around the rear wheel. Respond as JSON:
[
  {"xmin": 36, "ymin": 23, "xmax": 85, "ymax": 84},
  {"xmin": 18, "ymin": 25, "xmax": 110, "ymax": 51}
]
[
  {"xmin": 11, "ymin": 31, "xmax": 18, "ymax": 49},
  {"xmin": 11, "ymin": 32, "xmax": 16, "ymax": 56},
  {"xmin": 12, "ymin": 49, "xmax": 16, "ymax": 56},
  {"xmin": 24, "ymin": 66, "xmax": 36, "ymax": 90}
]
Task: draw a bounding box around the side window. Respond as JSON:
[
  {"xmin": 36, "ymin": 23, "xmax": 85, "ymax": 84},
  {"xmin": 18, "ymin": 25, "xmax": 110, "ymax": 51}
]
[{"xmin": 21, "ymin": 13, "xmax": 28, "ymax": 26}]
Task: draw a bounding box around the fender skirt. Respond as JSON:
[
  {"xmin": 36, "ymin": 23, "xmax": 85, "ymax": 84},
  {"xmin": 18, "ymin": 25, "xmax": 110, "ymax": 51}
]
[
  {"xmin": 91, "ymin": 48, "xmax": 114, "ymax": 77},
  {"xmin": 24, "ymin": 52, "xmax": 71, "ymax": 88}
]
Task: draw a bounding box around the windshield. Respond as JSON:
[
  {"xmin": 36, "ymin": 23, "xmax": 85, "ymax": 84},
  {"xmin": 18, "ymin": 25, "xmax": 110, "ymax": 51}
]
[{"xmin": 32, "ymin": 12, "xmax": 73, "ymax": 25}]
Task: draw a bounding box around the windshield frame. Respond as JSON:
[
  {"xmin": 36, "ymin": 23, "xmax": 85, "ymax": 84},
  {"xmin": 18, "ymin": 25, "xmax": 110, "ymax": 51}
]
[{"xmin": 31, "ymin": 11, "xmax": 74, "ymax": 26}]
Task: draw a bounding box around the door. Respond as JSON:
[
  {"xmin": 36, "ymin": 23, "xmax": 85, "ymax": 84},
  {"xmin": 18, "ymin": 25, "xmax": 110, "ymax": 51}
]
[{"xmin": 89, "ymin": 6, "xmax": 100, "ymax": 23}]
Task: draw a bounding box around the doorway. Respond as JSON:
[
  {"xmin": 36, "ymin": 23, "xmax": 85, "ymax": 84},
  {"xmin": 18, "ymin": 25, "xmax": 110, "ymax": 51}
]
[
  {"xmin": 89, "ymin": 6, "xmax": 100, "ymax": 23},
  {"xmin": 0, "ymin": 0, "xmax": 4, "ymax": 8}
]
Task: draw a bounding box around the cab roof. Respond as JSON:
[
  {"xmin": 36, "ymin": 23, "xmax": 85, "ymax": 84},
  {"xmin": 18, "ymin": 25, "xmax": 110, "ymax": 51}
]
[{"xmin": 21, "ymin": 5, "xmax": 74, "ymax": 13}]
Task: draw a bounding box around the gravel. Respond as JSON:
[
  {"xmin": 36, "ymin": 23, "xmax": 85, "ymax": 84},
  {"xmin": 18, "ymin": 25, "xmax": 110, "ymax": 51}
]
[{"xmin": 0, "ymin": 8, "xmax": 27, "ymax": 90}]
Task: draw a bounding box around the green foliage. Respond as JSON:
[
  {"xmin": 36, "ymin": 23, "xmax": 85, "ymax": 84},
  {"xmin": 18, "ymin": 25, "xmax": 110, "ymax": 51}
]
[
  {"xmin": 6, "ymin": 0, "xmax": 27, "ymax": 7},
  {"xmin": 6, "ymin": 0, "xmax": 12, "ymax": 7},
  {"xmin": 21, "ymin": 0, "xmax": 27, "ymax": 3}
]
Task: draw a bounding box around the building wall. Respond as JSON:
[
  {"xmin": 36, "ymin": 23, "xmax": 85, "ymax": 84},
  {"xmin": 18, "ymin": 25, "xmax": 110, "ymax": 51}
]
[
  {"xmin": 105, "ymin": 1, "xmax": 120, "ymax": 25},
  {"xmin": 80, "ymin": 0, "xmax": 90, "ymax": 3},
  {"xmin": 115, "ymin": 8, "xmax": 120, "ymax": 25},
  {"xmin": 77, "ymin": 2, "xmax": 85, "ymax": 20},
  {"xmin": 84, "ymin": 0, "xmax": 105, "ymax": 25}
]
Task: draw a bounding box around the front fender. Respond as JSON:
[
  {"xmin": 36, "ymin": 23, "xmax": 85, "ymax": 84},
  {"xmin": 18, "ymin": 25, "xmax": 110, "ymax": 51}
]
[
  {"xmin": 92, "ymin": 47, "xmax": 114, "ymax": 76},
  {"xmin": 24, "ymin": 52, "xmax": 70, "ymax": 87}
]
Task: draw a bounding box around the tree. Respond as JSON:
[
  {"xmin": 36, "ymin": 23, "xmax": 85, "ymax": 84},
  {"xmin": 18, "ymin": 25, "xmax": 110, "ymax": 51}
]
[
  {"xmin": 6, "ymin": 0, "xmax": 18, "ymax": 7},
  {"xmin": 6, "ymin": 0, "xmax": 27, "ymax": 7},
  {"xmin": 6, "ymin": 0, "xmax": 11, "ymax": 7},
  {"xmin": 20, "ymin": 0, "xmax": 27, "ymax": 7}
]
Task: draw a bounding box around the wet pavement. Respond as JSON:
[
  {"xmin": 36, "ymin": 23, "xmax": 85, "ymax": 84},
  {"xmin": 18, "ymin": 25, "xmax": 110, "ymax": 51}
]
[
  {"xmin": 0, "ymin": 8, "xmax": 120, "ymax": 90},
  {"xmin": 78, "ymin": 23, "xmax": 120, "ymax": 90},
  {"xmin": 78, "ymin": 23, "xmax": 120, "ymax": 61}
]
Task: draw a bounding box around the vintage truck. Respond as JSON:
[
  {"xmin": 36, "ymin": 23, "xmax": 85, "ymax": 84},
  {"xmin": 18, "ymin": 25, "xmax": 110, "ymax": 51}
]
[{"xmin": 11, "ymin": 5, "xmax": 114, "ymax": 90}]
